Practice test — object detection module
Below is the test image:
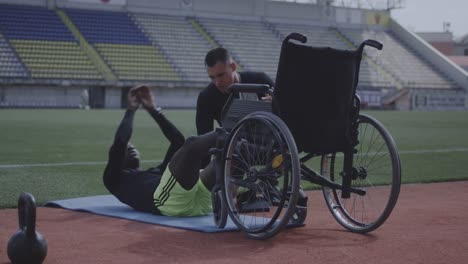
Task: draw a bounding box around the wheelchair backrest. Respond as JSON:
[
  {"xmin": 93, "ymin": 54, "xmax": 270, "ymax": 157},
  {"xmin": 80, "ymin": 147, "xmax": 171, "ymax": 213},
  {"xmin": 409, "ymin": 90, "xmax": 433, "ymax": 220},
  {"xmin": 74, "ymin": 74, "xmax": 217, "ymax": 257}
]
[{"xmin": 273, "ymin": 35, "xmax": 363, "ymax": 154}]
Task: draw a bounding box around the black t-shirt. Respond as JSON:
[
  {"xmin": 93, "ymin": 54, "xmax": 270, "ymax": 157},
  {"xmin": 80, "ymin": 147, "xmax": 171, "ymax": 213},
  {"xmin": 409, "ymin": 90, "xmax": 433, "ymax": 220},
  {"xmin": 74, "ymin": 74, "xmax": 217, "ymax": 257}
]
[{"xmin": 196, "ymin": 71, "xmax": 275, "ymax": 135}]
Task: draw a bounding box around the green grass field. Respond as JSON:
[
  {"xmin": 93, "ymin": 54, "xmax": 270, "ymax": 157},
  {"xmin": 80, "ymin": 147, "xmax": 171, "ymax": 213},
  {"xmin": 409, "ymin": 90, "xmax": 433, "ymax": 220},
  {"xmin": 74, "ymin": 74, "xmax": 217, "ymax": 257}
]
[{"xmin": 1, "ymin": 109, "xmax": 468, "ymax": 208}]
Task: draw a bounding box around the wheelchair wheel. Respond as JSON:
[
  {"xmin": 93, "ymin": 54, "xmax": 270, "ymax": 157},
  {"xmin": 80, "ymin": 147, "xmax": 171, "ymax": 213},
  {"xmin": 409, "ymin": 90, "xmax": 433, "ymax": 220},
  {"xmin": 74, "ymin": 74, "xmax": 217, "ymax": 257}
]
[
  {"xmin": 321, "ymin": 114, "xmax": 401, "ymax": 233},
  {"xmin": 290, "ymin": 206, "xmax": 307, "ymax": 226},
  {"xmin": 222, "ymin": 111, "xmax": 301, "ymax": 240},
  {"xmin": 212, "ymin": 186, "xmax": 227, "ymax": 228},
  {"xmin": 290, "ymin": 188, "xmax": 308, "ymax": 226}
]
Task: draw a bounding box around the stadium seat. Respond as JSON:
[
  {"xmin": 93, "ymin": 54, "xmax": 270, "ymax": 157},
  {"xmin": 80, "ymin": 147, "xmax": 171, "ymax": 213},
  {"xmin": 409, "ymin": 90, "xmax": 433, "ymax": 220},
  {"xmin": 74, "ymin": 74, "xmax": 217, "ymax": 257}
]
[
  {"xmin": 66, "ymin": 9, "xmax": 180, "ymax": 81},
  {"xmin": 131, "ymin": 13, "xmax": 213, "ymax": 82},
  {"xmin": 196, "ymin": 17, "xmax": 282, "ymax": 80},
  {"xmin": 340, "ymin": 28, "xmax": 456, "ymax": 89},
  {"xmin": 0, "ymin": 4, "xmax": 103, "ymax": 80},
  {"xmin": 0, "ymin": 36, "xmax": 29, "ymax": 78}
]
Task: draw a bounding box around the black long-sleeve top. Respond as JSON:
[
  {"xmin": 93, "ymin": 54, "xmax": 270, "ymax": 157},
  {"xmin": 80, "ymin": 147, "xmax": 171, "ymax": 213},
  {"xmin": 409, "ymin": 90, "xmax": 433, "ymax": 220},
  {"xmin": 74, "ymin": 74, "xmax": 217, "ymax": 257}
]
[
  {"xmin": 195, "ymin": 71, "xmax": 275, "ymax": 136},
  {"xmin": 113, "ymin": 108, "xmax": 185, "ymax": 175}
]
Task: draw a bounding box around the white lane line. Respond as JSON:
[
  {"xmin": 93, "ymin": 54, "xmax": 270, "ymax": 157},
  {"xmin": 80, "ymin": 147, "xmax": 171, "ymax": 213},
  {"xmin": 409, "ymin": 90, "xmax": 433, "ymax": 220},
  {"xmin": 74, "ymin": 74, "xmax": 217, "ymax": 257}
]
[
  {"xmin": 1, "ymin": 148, "xmax": 468, "ymax": 169},
  {"xmin": 399, "ymin": 148, "xmax": 468, "ymax": 154},
  {"xmin": 0, "ymin": 160, "xmax": 158, "ymax": 169}
]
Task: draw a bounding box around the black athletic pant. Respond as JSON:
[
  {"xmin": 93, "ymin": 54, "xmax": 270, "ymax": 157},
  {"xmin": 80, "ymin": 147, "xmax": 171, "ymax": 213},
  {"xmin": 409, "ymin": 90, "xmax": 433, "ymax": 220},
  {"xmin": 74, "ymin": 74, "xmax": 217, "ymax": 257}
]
[
  {"xmin": 103, "ymin": 108, "xmax": 185, "ymax": 212},
  {"xmin": 168, "ymin": 131, "xmax": 218, "ymax": 191}
]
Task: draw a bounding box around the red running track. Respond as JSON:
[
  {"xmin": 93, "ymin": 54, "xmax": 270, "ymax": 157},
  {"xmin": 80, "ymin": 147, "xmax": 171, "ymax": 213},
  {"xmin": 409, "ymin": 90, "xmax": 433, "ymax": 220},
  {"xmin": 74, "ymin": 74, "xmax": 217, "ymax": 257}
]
[{"xmin": 1, "ymin": 181, "xmax": 467, "ymax": 264}]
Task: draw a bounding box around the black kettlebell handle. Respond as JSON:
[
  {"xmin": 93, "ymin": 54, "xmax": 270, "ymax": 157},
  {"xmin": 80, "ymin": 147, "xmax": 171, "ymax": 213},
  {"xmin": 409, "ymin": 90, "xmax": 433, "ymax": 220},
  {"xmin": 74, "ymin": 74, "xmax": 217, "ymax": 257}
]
[{"xmin": 18, "ymin": 192, "xmax": 36, "ymax": 238}]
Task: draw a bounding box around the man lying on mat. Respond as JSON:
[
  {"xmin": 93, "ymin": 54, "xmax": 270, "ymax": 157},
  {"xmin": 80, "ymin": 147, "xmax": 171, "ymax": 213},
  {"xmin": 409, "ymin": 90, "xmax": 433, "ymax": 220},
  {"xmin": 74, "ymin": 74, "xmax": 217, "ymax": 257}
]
[{"xmin": 103, "ymin": 85, "xmax": 217, "ymax": 217}]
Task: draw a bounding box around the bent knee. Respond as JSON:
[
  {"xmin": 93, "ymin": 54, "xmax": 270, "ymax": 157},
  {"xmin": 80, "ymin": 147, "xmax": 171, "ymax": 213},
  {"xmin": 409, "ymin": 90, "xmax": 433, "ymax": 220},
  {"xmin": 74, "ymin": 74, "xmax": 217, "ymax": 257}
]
[{"xmin": 181, "ymin": 135, "xmax": 200, "ymax": 153}]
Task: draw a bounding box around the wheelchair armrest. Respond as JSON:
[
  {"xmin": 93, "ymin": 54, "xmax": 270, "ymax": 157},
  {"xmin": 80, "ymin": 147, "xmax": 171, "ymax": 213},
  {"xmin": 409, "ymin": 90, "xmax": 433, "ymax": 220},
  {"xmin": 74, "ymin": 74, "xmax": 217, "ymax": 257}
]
[{"xmin": 227, "ymin": 83, "xmax": 272, "ymax": 95}]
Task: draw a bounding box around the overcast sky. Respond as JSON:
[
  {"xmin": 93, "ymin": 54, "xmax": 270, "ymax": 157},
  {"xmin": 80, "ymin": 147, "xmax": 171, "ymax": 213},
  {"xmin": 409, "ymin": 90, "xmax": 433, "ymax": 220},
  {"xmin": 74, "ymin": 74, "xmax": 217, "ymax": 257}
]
[
  {"xmin": 391, "ymin": 0, "xmax": 468, "ymax": 39},
  {"xmin": 282, "ymin": 0, "xmax": 467, "ymax": 39}
]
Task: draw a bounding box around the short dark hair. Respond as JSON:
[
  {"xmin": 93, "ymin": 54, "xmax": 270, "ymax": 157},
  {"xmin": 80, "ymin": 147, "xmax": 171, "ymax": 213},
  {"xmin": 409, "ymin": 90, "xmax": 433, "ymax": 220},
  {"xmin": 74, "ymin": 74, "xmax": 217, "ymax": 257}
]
[{"xmin": 205, "ymin": 47, "xmax": 231, "ymax": 67}]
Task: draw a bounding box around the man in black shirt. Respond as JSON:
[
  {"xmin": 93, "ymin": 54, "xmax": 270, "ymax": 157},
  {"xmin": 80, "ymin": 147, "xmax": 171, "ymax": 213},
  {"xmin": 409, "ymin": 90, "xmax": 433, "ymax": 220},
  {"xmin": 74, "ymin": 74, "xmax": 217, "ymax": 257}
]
[
  {"xmin": 196, "ymin": 47, "xmax": 275, "ymax": 136},
  {"xmin": 196, "ymin": 48, "xmax": 275, "ymax": 167}
]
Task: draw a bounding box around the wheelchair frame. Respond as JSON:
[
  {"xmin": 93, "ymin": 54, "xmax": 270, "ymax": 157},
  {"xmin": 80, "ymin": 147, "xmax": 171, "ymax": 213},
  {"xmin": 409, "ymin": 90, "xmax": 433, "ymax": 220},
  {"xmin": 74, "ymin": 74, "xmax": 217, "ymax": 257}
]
[{"xmin": 210, "ymin": 33, "xmax": 401, "ymax": 240}]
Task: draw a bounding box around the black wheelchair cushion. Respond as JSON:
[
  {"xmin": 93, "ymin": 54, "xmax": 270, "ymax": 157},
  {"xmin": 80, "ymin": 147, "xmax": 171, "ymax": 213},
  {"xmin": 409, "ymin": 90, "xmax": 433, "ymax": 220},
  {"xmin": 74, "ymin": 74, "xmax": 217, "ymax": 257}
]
[
  {"xmin": 273, "ymin": 41, "xmax": 360, "ymax": 154},
  {"xmin": 221, "ymin": 99, "xmax": 271, "ymax": 131}
]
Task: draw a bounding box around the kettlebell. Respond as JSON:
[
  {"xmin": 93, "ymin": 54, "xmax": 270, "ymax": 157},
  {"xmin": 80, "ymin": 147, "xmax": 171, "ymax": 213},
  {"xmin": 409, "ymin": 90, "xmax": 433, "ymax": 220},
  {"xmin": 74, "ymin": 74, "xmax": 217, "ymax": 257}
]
[{"xmin": 7, "ymin": 192, "xmax": 47, "ymax": 264}]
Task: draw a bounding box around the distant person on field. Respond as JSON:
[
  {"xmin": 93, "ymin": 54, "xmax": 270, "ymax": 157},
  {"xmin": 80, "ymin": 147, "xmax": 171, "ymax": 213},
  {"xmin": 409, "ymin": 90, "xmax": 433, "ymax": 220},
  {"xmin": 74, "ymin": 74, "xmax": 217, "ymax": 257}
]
[{"xmin": 103, "ymin": 85, "xmax": 219, "ymax": 216}]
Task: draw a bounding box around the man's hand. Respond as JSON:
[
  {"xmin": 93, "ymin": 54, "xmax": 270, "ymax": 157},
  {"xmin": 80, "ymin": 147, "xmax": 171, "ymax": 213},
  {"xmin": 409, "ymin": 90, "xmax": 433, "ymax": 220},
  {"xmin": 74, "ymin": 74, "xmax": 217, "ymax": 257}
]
[
  {"xmin": 127, "ymin": 86, "xmax": 141, "ymax": 111},
  {"xmin": 135, "ymin": 85, "xmax": 155, "ymax": 110},
  {"xmin": 261, "ymin": 94, "xmax": 272, "ymax": 102}
]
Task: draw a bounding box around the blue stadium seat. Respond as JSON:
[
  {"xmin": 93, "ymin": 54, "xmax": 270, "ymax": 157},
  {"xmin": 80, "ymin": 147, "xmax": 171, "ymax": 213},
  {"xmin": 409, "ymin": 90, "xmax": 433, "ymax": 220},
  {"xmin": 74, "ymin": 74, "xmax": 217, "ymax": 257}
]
[
  {"xmin": 0, "ymin": 4, "xmax": 102, "ymax": 80},
  {"xmin": 0, "ymin": 4, "xmax": 75, "ymax": 42},
  {"xmin": 66, "ymin": 9, "xmax": 151, "ymax": 45}
]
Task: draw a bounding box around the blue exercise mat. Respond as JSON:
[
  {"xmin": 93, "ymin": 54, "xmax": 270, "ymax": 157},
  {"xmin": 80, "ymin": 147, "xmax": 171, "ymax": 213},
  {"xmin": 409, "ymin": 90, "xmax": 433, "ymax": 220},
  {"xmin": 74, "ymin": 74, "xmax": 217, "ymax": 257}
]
[
  {"xmin": 44, "ymin": 195, "xmax": 303, "ymax": 233},
  {"xmin": 44, "ymin": 195, "xmax": 237, "ymax": 233}
]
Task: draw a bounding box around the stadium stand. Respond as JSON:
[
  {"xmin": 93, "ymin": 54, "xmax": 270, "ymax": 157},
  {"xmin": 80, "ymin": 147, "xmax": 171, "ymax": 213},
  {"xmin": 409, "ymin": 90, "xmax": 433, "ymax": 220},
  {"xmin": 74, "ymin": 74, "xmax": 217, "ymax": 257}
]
[
  {"xmin": 197, "ymin": 17, "xmax": 282, "ymax": 80},
  {"xmin": 0, "ymin": 33, "xmax": 29, "ymax": 78},
  {"xmin": 66, "ymin": 9, "xmax": 181, "ymax": 81},
  {"xmin": 0, "ymin": 4, "xmax": 102, "ymax": 80},
  {"xmin": 0, "ymin": 0, "xmax": 464, "ymax": 109},
  {"xmin": 274, "ymin": 23, "xmax": 349, "ymax": 49},
  {"xmin": 132, "ymin": 13, "xmax": 212, "ymax": 83},
  {"xmin": 273, "ymin": 22, "xmax": 395, "ymax": 89},
  {"xmin": 341, "ymin": 28, "xmax": 456, "ymax": 89}
]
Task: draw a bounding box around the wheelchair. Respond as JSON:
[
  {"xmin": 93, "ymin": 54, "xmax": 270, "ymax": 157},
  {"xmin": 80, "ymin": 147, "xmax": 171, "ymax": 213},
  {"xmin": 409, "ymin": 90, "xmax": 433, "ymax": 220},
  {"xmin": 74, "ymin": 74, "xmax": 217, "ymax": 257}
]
[{"xmin": 210, "ymin": 33, "xmax": 401, "ymax": 240}]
